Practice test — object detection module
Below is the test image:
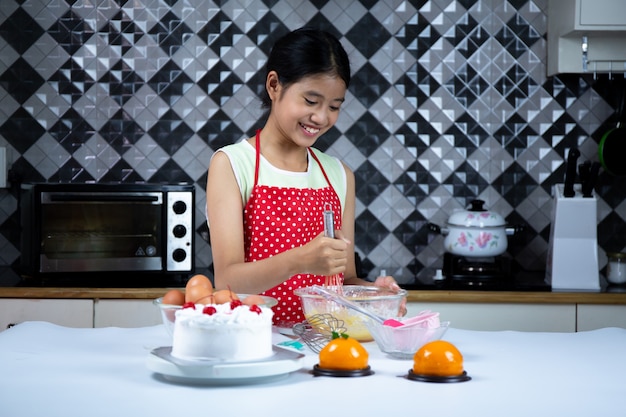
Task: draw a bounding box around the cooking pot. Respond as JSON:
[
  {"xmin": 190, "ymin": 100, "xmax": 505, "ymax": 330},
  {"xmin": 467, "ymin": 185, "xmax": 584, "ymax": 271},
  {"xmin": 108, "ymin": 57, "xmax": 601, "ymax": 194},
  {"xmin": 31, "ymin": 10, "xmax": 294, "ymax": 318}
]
[
  {"xmin": 598, "ymin": 83, "xmax": 626, "ymax": 177},
  {"xmin": 427, "ymin": 200, "xmax": 522, "ymax": 257}
]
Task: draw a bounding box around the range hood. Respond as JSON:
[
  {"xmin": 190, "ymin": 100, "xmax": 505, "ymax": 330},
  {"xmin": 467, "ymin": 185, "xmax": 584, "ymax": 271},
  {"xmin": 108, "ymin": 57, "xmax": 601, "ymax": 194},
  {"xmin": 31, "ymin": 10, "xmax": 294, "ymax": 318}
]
[{"xmin": 547, "ymin": 0, "xmax": 626, "ymax": 76}]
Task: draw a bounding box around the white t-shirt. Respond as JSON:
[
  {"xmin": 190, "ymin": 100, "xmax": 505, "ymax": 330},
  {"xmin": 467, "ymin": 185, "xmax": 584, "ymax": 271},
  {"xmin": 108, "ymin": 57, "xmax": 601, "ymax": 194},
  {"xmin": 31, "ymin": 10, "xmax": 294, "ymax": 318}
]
[{"xmin": 214, "ymin": 139, "xmax": 347, "ymax": 216}]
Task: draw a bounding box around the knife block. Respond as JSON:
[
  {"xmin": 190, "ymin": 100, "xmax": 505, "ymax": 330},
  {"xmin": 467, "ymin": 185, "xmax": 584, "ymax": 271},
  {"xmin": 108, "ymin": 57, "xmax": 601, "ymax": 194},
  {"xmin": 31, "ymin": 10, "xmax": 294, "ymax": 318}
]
[{"xmin": 546, "ymin": 184, "xmax": 600, "ymax": 290}]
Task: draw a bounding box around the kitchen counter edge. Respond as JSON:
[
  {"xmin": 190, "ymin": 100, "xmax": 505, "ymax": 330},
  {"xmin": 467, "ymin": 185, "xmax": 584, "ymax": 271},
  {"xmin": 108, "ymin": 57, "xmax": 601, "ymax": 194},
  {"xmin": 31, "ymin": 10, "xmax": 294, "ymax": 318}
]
[{"xmin": 1, "ymin": 287, "xmax": 625, "ymax": 305}]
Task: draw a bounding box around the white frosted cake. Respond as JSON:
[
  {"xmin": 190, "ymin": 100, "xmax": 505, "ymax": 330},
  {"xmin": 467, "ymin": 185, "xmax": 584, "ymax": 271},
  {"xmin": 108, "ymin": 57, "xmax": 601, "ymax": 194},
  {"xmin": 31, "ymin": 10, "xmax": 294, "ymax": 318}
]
[{"xmin": 171, "ymin": 301, "xmax": 274, "ymax": 361}]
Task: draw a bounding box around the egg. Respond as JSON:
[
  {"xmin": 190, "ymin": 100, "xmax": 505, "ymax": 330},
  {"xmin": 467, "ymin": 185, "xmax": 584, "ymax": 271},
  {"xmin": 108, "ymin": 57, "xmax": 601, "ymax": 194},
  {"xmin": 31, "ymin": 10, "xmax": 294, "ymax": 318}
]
[
  {"xmin": 162, "ymin": 289, "xmax": 185, "ymax": 306},
  {"xmin": 242, "ymin": 294, "xmax": 266, "ymax": 306},
  {"xmin": 185, "ymin": 274, "xmax": 212, "ymax": 290},
  {"xmin": 196, "ymin": 293, "xmax": 215, "ymax": 305},
  {"xmin": 213, "ymin": 289, "xmax": 240, "ymax": 304},
  {"xmin": 185, "ymin": 284, "xmax": 213, "ymax": 304}
]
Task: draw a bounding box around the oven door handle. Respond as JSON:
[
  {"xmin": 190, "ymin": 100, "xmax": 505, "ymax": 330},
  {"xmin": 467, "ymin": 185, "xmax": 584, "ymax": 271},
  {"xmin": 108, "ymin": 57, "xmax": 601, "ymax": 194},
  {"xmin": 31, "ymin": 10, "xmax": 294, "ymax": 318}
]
[{"xmin": 47, "ymin": 194, "xmax": 161, "ymax": 203}]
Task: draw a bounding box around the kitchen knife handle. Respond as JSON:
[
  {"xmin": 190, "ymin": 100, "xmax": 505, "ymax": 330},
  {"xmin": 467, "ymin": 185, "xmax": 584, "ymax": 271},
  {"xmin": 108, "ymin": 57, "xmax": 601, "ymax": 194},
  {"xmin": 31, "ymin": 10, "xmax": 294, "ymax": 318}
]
[
  {"xmin": 583, "ymin": 161, "xmax": 601, "ymax": 198},
  {"xmin": 578, "ymin": 160, "xmax": 591, "ymax": 182},
  {"xmin": 580, "ymin": 160, "xmax": 591, "ymax": 197},
  {"xmin": 563, "ymin": 148, "xmax": 580, "ymax": 197}
]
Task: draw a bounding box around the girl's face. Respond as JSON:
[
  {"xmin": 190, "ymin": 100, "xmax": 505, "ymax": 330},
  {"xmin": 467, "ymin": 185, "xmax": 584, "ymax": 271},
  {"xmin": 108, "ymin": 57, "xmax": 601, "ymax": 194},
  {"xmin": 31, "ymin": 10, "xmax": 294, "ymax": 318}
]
[{"xmin": 267, "ymin": 72, "xmax": 346, "ymax": 147}]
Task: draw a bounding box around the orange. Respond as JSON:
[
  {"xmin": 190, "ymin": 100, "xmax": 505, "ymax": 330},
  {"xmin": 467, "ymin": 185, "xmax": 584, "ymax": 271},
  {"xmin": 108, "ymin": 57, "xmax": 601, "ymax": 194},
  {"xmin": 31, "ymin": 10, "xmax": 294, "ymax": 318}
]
[
  {"xmin": 319, "ymin": 333, "xmax": 369, "ymax": 371},
  {"xmin": 412, "ymin": 340, "xmax": 464, "ymax": 377}
]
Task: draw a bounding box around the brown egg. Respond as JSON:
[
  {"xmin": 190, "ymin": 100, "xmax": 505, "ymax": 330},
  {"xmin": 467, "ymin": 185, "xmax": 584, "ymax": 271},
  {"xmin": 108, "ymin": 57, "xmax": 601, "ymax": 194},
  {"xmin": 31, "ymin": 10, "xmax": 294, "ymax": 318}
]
[
  {"xmin": 185, "ymin": 274, "xmax": 212, "ymax": 290},
  {"xmin": 185, "ymin": 284, "xmax": 212, "ymax": 304},
  {"xmin": 162, "ymin": 289, "xmax": 185, "ymax": 306},
  {"xmin": 196, "ymin": 293, "xmax": 215, "ymax": 305},
  {"xmin": 213, "ymin": 289, "xmax": 240, "ymax": 304},
  {"xmin": 242, "ymin": 294, "xmax": 266, "ymax": 306}
]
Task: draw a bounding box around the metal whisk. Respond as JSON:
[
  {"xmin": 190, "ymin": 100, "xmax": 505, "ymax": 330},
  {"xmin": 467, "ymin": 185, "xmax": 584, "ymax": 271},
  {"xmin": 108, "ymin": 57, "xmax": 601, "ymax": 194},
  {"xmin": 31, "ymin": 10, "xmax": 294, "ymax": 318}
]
[
  {"xmin": 292, "ymin": 313, "xmax": 346, "ymax": 353},
  {"xmin": 323, "ymin": 204, "xmax": 343, "ymax": 290}
]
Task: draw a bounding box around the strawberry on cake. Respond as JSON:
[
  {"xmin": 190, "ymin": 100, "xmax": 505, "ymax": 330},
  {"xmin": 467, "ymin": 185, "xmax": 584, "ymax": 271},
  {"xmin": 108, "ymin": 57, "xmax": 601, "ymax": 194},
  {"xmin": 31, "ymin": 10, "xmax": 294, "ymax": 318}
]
[{"xmin": 171, "ymin": 300, "xmax": 274, "ymax": 362}]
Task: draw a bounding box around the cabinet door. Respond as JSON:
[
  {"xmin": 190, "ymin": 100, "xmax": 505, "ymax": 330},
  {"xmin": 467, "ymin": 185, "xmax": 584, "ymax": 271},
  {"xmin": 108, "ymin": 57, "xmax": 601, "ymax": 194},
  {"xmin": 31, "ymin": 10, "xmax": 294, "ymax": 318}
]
[
  {"xmin": 547, "ymin": 0, "xmax": 626, "ymax": 74},
  {"xmin": 407, "ymin": 302, "xmax": 576, "ymax": 332},
  {"xmin": 93, "ymin": 299, "xmax": 162, "ymax": 328},
  {"xmin": 577, "ymin": 304, "xmax": 626, "ymax": 331},
  {"xmin": 0, "ymin": 299, "xmax": 93, "ymax": 330},
  {"xmin": 578, "ymin": 0, "xmax": 626, "ymax": 28}
]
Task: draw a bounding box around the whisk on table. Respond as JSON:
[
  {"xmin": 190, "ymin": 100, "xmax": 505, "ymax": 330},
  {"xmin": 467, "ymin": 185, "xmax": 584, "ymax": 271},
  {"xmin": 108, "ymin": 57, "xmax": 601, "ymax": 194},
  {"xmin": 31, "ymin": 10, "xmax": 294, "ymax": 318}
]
[{"xmin": 292, "ymin": 313, "xmax": 346, "ymax": 353}]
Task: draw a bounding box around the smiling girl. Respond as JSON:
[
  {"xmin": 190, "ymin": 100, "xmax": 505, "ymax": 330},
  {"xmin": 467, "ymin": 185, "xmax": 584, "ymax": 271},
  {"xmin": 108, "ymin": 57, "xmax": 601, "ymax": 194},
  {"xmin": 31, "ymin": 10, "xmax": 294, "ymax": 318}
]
[{"xmin": 206, "ymin": 27, "xmax": 404, "ymax": 326}]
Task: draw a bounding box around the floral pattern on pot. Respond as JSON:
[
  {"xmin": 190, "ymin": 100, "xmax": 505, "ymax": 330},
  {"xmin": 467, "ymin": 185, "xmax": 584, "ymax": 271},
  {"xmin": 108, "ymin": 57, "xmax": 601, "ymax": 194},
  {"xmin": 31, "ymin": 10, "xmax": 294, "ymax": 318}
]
[
  {"xmin": 452, "ymin": 211, "xmax": 504, "ymax": 228},
  {"xmin": 448, "ymin": 231, "xmax": 501, "ymax": 253}
]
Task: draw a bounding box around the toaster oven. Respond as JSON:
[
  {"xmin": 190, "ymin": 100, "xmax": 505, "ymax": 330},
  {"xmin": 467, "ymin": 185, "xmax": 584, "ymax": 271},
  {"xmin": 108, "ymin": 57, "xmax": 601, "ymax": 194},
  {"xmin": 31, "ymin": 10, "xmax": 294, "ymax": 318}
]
[{"xmin": 20, "ymin": 183, "xmax": 194, "ymax": 284}]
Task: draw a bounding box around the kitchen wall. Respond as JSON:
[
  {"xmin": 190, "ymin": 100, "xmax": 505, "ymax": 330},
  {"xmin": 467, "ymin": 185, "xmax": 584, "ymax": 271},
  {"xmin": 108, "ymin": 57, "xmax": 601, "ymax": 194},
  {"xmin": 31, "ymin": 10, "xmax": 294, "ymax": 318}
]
[{"xmin": 0, "ymin": 0, "xmax": 625, "ymax": 285}]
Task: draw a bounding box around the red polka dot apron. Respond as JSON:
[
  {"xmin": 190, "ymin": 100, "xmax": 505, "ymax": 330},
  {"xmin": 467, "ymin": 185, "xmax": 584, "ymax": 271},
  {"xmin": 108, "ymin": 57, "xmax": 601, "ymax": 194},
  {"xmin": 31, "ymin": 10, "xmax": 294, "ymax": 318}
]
[{"xmin": 245, "ymin": 130, "xmax": 343, "ymax": 326}]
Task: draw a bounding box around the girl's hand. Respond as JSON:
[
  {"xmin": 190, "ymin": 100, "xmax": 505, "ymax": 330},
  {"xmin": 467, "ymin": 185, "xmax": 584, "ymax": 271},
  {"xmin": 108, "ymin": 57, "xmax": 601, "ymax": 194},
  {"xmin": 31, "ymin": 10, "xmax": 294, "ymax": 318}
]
[
  {"xmin": 373, "ymin": 274, "xmax": 407, "ymax": 317},
  {"xmin": 299, "ymin": 232, "xmax": 349, "ymax": 277}
]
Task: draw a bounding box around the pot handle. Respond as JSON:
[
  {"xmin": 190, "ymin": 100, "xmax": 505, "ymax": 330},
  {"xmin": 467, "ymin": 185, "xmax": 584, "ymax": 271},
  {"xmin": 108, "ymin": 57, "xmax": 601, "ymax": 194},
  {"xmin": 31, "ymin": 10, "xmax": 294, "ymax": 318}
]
[
  {"xmin": 505, "ymin": 224, "xmax": 525, "ymax": 236},
  {"xmin": 428, "ymin": 222, "xmax": 442, "ymax": 234}
]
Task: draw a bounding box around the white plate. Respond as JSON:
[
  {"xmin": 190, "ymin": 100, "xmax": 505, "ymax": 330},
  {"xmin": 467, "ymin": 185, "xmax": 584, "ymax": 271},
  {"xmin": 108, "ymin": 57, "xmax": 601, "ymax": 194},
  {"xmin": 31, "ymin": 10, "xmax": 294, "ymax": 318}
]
[
  {"xmin": 147, "ymin": 346, "xmax": 305, "ymax": 385},
  {"xmin": 277, "ymin": 326, "xmax": 295, "ymax": 336}
]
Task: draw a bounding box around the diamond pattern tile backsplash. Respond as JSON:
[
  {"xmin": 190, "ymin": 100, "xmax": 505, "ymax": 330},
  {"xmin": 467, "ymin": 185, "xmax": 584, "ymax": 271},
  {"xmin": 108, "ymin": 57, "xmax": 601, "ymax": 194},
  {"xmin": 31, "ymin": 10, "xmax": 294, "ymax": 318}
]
[{"xmin": 1, "ymin": 0, "xmax": 625, "ymax": 285}]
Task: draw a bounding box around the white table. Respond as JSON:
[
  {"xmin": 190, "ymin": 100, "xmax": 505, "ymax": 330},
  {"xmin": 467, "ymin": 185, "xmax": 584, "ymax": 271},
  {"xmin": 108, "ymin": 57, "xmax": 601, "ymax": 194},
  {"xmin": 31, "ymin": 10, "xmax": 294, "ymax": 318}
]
[{"xmin": 0, "ymin": 321, "xmax": 624, "ymax": 417}]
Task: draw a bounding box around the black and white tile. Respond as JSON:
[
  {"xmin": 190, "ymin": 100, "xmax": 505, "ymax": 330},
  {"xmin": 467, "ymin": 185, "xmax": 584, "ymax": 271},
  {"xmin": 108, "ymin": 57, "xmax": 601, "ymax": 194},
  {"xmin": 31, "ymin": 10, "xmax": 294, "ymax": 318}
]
[{"xmin": 1, "ymin": 0, "xmax": 625, "ymax": 284}]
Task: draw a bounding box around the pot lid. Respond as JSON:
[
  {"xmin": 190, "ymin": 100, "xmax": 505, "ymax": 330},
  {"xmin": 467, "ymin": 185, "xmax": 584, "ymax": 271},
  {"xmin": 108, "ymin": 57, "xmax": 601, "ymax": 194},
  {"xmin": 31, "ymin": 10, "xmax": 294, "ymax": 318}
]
[{"xmin": 447, "ymin": 200, "xmax": 506, "ymax": 227}]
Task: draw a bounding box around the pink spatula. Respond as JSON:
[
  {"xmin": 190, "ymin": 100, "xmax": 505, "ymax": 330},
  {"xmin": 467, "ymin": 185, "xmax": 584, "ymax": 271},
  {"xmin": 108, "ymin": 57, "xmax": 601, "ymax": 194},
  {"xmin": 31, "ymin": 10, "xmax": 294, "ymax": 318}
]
[
  {"xmin": 309, "ymin": 285, "xmax": 405, "ymax": 327},
  {"xmin": 397, "ymin": 310, "xmax": 440, "ymax": 328}
]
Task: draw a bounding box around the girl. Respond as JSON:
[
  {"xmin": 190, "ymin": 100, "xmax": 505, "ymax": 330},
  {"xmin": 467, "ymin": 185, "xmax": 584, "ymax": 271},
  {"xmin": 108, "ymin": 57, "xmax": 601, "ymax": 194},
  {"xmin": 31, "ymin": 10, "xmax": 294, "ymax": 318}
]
[{"xmin": 206, "ymin": 27, "xmax": 404, "ymax": 326}]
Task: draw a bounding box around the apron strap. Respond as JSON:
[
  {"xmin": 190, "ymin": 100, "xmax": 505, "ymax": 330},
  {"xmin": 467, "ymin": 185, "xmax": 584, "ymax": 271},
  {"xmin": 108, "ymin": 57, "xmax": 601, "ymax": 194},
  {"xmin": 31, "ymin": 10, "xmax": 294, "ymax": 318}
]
[
  {"xmin": 308, "ymin": 148, "xmax": 333, "ymax": 187},
  {"xmin": 253, "ymin": 129, "xmax": 334, "ymax": 188},
  {"xmin": 254, "ymin": 129, "xmax": 262, "ymax": 186}
]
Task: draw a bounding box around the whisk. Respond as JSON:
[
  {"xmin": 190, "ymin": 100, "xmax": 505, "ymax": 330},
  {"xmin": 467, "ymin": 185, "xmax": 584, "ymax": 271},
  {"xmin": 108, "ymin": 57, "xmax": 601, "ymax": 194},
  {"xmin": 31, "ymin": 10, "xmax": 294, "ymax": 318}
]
[
  {"xmin": 292, "ymin": 313, "xmax": 346, "ymax": 353},
  {"xmin": 323, "ymin": 205, "xmax": 343, "ymax": 290}
]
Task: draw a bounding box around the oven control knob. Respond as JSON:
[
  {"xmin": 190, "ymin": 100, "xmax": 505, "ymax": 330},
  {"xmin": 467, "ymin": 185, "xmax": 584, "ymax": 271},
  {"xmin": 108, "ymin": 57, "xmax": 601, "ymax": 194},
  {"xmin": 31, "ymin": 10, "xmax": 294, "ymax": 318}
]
[
  {"xmin": 172, "ymin": 200, "xmax": 187, "ymax": 214},
  {"xmin": 173, "ymin": 224, "xmax": 187, "ymax": 238},
  {"xmin": 172, "ymin": 248, "xmax": 187, "ymax": 263}
]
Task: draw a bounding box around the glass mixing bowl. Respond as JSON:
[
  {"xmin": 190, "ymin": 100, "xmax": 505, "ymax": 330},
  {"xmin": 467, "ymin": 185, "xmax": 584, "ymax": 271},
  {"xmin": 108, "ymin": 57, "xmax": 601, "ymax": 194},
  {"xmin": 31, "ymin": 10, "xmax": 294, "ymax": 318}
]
[
  {"xmin": 153, "ymin": 294, "xmax": 277, "ymax": 336},
  {"xmin": 294, "ymin": 285, "xmax": 407, "ymax": 342},
  {"xmin": 366, "ymin": 320, "xmax": 450, "ymax": 359}
]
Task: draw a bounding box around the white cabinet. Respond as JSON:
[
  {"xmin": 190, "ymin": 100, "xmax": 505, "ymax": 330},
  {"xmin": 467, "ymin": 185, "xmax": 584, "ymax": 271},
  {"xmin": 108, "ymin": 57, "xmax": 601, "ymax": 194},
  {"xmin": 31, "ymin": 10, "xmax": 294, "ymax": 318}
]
[
  {"xmin": 547, "ymin": 0, "xmax": 626, "ymax": 74},
  {"xmin": 576, "ymin": 304, "xmax": 626, "ymax": 331},
  {"xmin": 0, "ymin": 298, "xmax": 162, "ymax": 330},
  {"xmin": 557, "ymin": 0, "xmax": 626, "ymax": 30},
  {"xmin": 1, "ymin": 297, "xmax": 621, "ymax": 332},
  {"xmin": 0, "ymin": 299, "xmax": 93, "ymax": 330},
  {"xmin": 93, "ymin": 299, "xmax": 162, "ymax": 328},
  {"xmin": 407, "ymin": 302, "xmax": 576, "ymax": 332}
]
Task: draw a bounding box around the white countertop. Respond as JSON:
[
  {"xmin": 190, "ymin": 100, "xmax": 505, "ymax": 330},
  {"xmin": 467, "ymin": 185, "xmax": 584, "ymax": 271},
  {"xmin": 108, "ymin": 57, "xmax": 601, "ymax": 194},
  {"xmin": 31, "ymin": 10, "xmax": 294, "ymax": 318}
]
[{"xmin": 0, "ymin": 321, "xmax": 624, "ymax": 417}]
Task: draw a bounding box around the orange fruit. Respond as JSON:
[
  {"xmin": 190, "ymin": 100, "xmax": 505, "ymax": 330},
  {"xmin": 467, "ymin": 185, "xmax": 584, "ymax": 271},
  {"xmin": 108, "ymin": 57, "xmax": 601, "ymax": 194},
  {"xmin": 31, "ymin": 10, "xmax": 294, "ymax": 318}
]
[
  {"xmin": 412, "ymin": 340, "xmax": 464, "ymax": 377},
  {"xmin": 319, "ymin": 333, "xmax": 369, "ymax": 371}
]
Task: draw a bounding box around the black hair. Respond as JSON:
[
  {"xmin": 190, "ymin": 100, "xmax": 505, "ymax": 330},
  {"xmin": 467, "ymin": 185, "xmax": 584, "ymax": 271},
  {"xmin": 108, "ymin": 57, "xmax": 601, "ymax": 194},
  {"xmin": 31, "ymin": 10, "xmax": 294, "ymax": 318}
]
[{"xmin": 260, "ymin": 27, "xmax": 351, "ymax": 108}]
